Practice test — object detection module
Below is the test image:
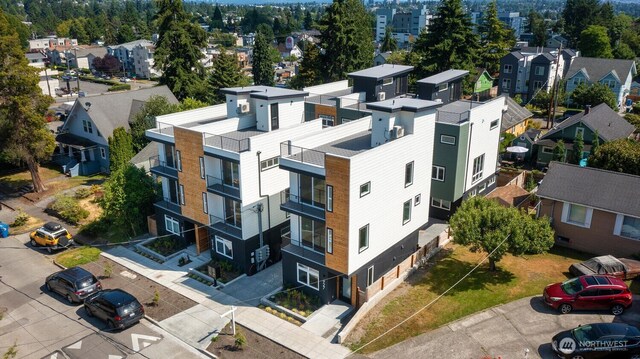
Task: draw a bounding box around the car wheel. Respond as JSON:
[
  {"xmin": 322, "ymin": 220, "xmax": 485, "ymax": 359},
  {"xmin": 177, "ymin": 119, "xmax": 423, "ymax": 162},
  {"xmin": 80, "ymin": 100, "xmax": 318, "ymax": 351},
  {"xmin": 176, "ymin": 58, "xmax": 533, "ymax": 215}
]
[
  {"xmin": 84, "ymin": 305, "xmax": 93, "ymax": 317},
  {"xmin": 559, "ymin": 303, "xmax": 572, "ymax": 314},
  {"xmin": 47, "ymin": 247, "xmax": 52, "ymax": 254},
  {"xmin": 30, "ymin": 239, "xmax": 37, "ymax": 247},
  {"xmin": 45, "ymin": 282, "xmax": 51, "ymax": 292},
  {"xmin": 611, "ymin": 304, "xmax": 625, "ymax": 316},
  {"xmin": 66, "ymin": 294, "xmax": 74, "ymax": 304},
  {"xmin": 571, "ymin": 356, "xmax": 585, "ymax": 359},
  {"xmin": 107, "ymin": 320, "xmax": 116, "ymax": 330}
]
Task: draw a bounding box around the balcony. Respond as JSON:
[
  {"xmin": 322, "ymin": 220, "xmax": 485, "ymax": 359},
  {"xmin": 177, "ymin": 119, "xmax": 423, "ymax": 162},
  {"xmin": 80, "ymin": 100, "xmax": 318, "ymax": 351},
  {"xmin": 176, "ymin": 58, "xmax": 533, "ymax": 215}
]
[
  {"xmin": 280, "ymin": 192, "xmax": 325, "ymax": 222},
  {"xmin": 149, "ymin": 155, "xmax": 178, "ymax": 179},
  {"xmin": 280, "ymin": 142, "xmax": 325, "ymax": 168},
  {"xmin": 281, "ymin": 242, "xmax": 325, "ymax": 265},
  {"xmin": 154, "ymin": 196, "xmax": 181, "ymax": 215},
  {"xmin": 203, "ymin": 133, "xmax": 250, "ymax": 153},
  {"xmin": 208, "ymin": 215, "xmax": 242, "ymax": 239},
  {"xmin": 206, "ymin": 175, "xmax": 241, "ymax": 201},
  {"xmin": 146, "ymin": 122, "xmax": 174, "ymax": 143}
]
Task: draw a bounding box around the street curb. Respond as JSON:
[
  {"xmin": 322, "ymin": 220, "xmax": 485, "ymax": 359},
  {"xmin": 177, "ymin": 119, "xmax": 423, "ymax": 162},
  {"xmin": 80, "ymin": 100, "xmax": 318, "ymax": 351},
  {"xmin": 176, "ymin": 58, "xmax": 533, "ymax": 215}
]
[
  {"xmin": 142, "ymin": 316, "xmax": 218, "ymax": 359},
  {"xmin": 52, "ymin": 259, "xmax": 67, "ymax": 270}
]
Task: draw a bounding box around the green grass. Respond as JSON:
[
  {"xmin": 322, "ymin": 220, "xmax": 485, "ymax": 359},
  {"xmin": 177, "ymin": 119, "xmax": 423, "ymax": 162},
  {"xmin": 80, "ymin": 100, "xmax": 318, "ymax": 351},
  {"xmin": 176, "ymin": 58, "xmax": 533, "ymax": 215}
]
[
  {"xmin": 55, "ymin": 246, "xmax": 102, "ymax": 268},
  {"xmin": 0, "ymin": 164, "xmax": 61, "ymax": 191},
  {"xmin": 345, "ymin": 244, "xmax": 592, "ymax": 354}
]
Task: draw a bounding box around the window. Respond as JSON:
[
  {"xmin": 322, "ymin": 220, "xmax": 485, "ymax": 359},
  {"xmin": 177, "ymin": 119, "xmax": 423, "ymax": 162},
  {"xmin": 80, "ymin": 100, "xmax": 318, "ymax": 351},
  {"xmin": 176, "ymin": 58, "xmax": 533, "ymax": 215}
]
[
  {"xmin": 367, "ymin": 266, "xmax": 374, "ymax": 286},
  {"xmin": 326, "ymin": 185, "xmax": 333, "ymax": 212},
  {"xmin": 573, "ymin": 77, "xmax": 585, "ymax": 86},
  {"xmin": 502, "ymin": 78, "xmax": 511, "ymax": 90},
  {"xmin": 179, "ymin": 184, "xmax": 185, "ymax": 205},
  {"xmin": 575, "ymin": 127, "xmax": 585, "ymax": 138},
  {"xmin": 100, "ymin": 148, "xmax": 106, "ymax": 159},
  {"xmin": 440, "ymin": 135, "xmax": 456, "ymax": 145},
  {"xmin": 533, "ymin": 81, "xmax": 543, "ymax": 90},
  {"xmin": 359, "ymin": 224, "xmax": 369, "ymax": 253},
  {"xmin": 415, "ymin": 194, "xmax": 421, "ymax": 205},
  {"xmin": 300, "ymin": 217, "xmax": 326, "ymax": 252},
  {"xmin": 542, "ymin": 147, "xmax": 554, "ymax": 154},
  {"xmin": 602, "ymin": 80, "xmax": 616, "ymax": 89},
  {"xmin": 202, "ymin": 192, "xmax": 208, "ymax": 214},
  {"xmin": 472, "ymin": 154, "xmax": 484, "ymax": 183},
  {"xmin": 382, "ymin": 77, "xmax": 393, "ymax": 85},
  {"xmin": 297, "ymin": 263, "xmax": 319, "ymax": 290},
  {"xmin": 224, "ymin": 198, "xmax": 242, "ymax": 228},
  {"xmin": 432, "ymin": 166, "xmax": 445, "ymax": 181},
  {"xmin": 431, "ymin": 198, "xmax": 451, "ymax": 210},
  {"xmin": 165, "ymin": 215, "xmax": 180, "ymax": 235},
  {"xmin": 438, "ymin": 83, "xmax": 448, "ymax": 92},
  {"xmin": 479, "ymin": 183, "xmax": 487, "ymax": 193},
  {"xmin": 490, "ymin": 119, "xmax": 499, "ymax": 130},
  {"xmin": 299, "ymin": 174, "xmax": 325, "ymax": 208},
  {"xmin": 616, "ymin": 215, "xmax": 640, "ymax": 240},
  {"xmin": 327, "ymin": 228, "xmax": 333, "ymax": 254},
  {"xmin": 199, "ymin": 157, "xmax": 205, "ymax": 179},
  {"xmin": 320, "ymin": 115, "xmax": 335, "ymax": 127},
  {"xmin": 469, "ymin": 188, "xmax": 477, "ymax": 197},
  {"xmin": 82, "ymin": 120, "xmax": 93, "ymax": 134},
  {"xmin": 360, "ymin": 182, "xmax": 370, "ymax": 197},
  {"xmin": 176, "ymin": 150, "xmax": 182, "ymax": 171},
  {"xmin": 260, "ymin": 156, "xmax": 280, "ymax": 171},
  {"xmin": 503, "ymin": 64, "xmax": 512, "ymax": 74},
  {"xmin": 405, "ymin": 162, "xmax": 414, "ymax": 187},
  {"xmin": 535, "ymin": 66, "xmax": 544, "ymax": 76},
  {"xmin": 403, "ymin": 199, "xmax": 412, "ymax": 224},
  {"xmin": 215, "ymin": 236, "xmax": 233, "ymax": 259},
  {"xmin": 97, "ymin": 130, "xmax": 101, "ymax": 137},
  {"xmin": 223, "ymin": 160, "xmax": 240, "ymax": 188},
  {"xmin": 488, "ymin": 176, "xmax": 495, "ymax": 186},
  {"xmin": 562, "ymin": 203, "xmax": 593, "ymax": 228}
]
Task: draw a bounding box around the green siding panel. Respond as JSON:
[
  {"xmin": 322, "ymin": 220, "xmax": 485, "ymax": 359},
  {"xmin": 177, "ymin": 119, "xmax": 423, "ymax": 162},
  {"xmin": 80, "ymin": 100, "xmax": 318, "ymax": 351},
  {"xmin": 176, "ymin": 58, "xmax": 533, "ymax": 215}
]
[{"xmin": 431, "ymin": 123, "xmax": 468, "ymax": 203}]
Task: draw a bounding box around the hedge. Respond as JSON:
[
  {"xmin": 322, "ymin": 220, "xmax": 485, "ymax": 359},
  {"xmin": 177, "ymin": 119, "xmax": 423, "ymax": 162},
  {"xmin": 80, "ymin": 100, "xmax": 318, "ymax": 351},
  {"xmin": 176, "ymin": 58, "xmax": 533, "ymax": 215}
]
[{"xmin": 108, "ymin": 84, "xmax": 131, "ymax": 92}]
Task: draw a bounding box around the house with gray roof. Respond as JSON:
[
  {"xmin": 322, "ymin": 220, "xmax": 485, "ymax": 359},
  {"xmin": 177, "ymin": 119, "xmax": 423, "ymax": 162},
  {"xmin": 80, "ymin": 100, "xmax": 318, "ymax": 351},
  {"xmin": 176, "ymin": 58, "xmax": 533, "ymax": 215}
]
[
  {"xmin": 54, "ymin": 86, "xmax": 178, "ymax": 176},
  {"xmin": 537, "ymin": 162, "xmax": 640, "ymax": 256},
  {"xmin": 565, "ymin": 57, "xmax": 637, "ymax": 109},
  {"xmin": 533, "ymin": 103, "xmax": 634, "ymax": 166},
  {"xmin": 417, "ymin": 69, "xmax": 469, "ymax": 104},
  {"xmin": 502, "ymin": 95, "xmax": 533, "ymax": 136}
]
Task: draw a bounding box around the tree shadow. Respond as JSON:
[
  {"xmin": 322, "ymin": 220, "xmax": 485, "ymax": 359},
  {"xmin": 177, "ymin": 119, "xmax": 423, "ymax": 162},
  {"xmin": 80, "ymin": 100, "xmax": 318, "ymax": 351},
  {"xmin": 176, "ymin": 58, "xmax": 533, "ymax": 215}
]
[{"xmin": 422, "ymin": 255, "xmax": 516, "ymax": 295}]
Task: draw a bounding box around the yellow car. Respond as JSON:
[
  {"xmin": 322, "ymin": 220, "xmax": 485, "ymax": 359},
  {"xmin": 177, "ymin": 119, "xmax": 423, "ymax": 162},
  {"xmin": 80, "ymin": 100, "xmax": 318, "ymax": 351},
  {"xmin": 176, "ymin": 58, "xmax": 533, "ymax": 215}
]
[{"xmin": 30, "ymin": 222, "xmax": 74, "ymax": 253}]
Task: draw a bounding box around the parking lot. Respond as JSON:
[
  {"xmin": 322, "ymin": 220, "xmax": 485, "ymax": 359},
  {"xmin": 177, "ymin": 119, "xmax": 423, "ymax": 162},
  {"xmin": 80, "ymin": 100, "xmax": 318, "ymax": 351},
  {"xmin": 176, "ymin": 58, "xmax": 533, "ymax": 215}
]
[{"xmin": 53, "ymin": 79, "xmax": 158, "ymax": 103}]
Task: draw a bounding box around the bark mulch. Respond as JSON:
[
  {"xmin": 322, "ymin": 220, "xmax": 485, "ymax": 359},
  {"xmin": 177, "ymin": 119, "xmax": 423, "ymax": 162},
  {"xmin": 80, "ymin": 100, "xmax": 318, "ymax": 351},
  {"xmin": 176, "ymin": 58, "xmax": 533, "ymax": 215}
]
[{"xmin": 207, "ymin": 323, "xmax": 305, "ymax": 359}]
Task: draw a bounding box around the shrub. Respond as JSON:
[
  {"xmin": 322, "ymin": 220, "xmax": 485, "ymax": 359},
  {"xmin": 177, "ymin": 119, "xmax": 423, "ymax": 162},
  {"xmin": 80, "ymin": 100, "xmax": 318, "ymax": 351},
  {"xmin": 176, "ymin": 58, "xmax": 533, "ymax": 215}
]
[
  {"xmin": 47, "ymin": 195, "xmax": 89, "ymax": 225},
  {"xmin": 3, "ymin": 341, "xmax": 17, "ymax": 359},
  {"xmin": 152, "ymin": 289, "xmax": 160, "ymax": 306},
  {"xmin": 108, "ymin": 84, "xmax": 131, "ymax": 92},
  {"xmin": 103, "ymin": 261, "xmax": 113, "ymax": 278},
  {"xmin": 79, "ymin": 217, "xmax": 110, "ymax": 237},
  {"xmin": 74, "ymin": 187, "xmax": 93, "ymax": 199},
  {"xmin": 233, "ymin": 331, "xmax": 247, "ymax": 350},
  {"xmin": 11, "ymin": 210, "xmax": 30, "ymax": 227}
]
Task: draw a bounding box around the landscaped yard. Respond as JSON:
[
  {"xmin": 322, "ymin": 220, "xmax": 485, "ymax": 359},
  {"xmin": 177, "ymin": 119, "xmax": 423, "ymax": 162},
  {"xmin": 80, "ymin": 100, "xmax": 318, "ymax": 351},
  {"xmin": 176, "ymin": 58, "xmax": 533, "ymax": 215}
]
[
  {"xmin": 344, "ymin": 243, "xmax": 592, "ymax": 354},
  {"xmin": 55, "ymin": 246, "xmax": 102, "ymax": 268},
  {"xmin": 0, "ymin": 165, "xmax": 62, "ymax": 191}
]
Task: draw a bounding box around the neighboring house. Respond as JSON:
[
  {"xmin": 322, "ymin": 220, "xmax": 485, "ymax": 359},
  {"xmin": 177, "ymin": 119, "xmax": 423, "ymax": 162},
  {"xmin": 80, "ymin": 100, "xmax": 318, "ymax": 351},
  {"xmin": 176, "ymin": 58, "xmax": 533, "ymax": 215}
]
[
  {"xmin": 502, "ymin": 95, "xmax": 533, "ymax": 137},
  {"xmin": 628, "ymin": 81, "xmax": 640, "ymax": 102},
  {"xmin": 472, "ymin": 68, "xmax": 494, "ymax": 101},
  {"xmin": 26, "ymin": 52, "xmax": 59, "ymax": 97},
  {"xmin": 546, "ymin": 34, "xmax": 569, "ymax": 49},
  {"xmin": 132, "ymin": 43, "xmax": 159, "ymax": 79},
  {"xmin": 564, "ymin": 57, "xmax": 637, "ymax": 109},
  {"xmin": 129, "ymin": 142, "xmax": 158, "ymax": 173},
  {"xmin": 54, "ymin": 86, "xmax": 178, "ymax": 176},
  {"xmin": 278, "ymin": 97, "xmax": 442, "ymax": 305},
  {"xmin": 67, "ymin": 46, "xmax": 107, "ymax": 71},
  {"xmin": 373, "ymin": 51, "xmax": 391, "ymax": 66},
  {"xmin": 29, "ymin": 37, "xmax": 77, "ymax": 51},
  {"xmin": 275, "ymin": 43, "xmax": 302, "ymax": 59},
  {"xmin": 510, "ymin": 128, "xmax": 541, "ymax": 162},
  {"xmin": 107, "ymin": 40, "xmax": 154, "ymax": 75},
  {"xmin": 417, "ymin": 69, "xmax": 468, "ymax": 104},
  {"xmin": 486, "ymin": 184, "xmax": 530, "ymax": 208},
  {"xmin": 145, "ymin": 86, "xmax": 327, "ymax": 272},
  {"xmin": 537, "ymin": 162, "xmax": 640, "ymax": 257},
  {"xmin": 533, "ymin": 103, "xmax": 634, "ymax": 166}
]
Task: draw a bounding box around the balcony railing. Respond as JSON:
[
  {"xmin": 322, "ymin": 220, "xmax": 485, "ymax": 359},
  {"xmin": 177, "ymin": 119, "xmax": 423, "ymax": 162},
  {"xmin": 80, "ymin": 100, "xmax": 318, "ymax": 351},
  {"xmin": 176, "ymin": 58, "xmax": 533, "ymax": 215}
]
[
  {"xmin": 280, "ymin": 191, "xmax": 326, "ymax": 221},
  {"xmin": 155, "ymin": 196, "xmax": 181, "ymax": 214},
  {"xmin": 280, "ymin": 142, "xmax": 325, "ymax": 168},
  {"xmin": 206, "ymin": 175, "xmax": 241, "ymax": 200},
  {"xmin": 149, "ymin": 155, "xmax": 178, "ymax": 178},
  {"xmin": 203, "ymin": 133, "xmax": 250, "ymax": 153},
  {"xmin": 209, "ymin": 214, "xmax": 242, "ymax": 239},
  {"xmin": 150, "ymin": 122, "xmax": 174, "ymax": 136}
]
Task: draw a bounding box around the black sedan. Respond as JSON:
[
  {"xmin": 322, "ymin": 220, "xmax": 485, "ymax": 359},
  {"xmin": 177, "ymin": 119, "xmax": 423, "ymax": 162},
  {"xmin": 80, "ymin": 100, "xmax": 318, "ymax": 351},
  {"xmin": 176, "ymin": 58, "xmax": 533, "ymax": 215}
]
[
  {"xmin": 552, "ymin": 323, "xmax": 640, "ymax": 359},
  {"xmin": 84, "ymin": 289, "xmax": 144, "ymax": 330}
]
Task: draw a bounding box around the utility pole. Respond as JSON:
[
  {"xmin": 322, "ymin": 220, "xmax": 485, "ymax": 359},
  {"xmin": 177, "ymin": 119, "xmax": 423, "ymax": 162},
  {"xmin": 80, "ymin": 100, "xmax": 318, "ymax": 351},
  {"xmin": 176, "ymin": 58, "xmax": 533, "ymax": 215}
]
[
  {"xmin": 74, "ymin": 47, "xmax": 80, "ymax": 93},
  {"xmin": 547, "ymin": 43, "xmax": 562, "ymax": 129},
  {"xmin": 44, "ymin": 66, "xmax": 52, "ymax": 97}
]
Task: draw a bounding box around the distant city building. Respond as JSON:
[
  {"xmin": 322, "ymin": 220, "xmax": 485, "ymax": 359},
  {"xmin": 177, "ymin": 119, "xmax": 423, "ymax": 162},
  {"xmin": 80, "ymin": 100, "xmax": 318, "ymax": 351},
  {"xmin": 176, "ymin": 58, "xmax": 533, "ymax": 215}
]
[
  {"xmin": 132, "ymin": 43, "xmax": 160, "ymax": 79},
  {"xmin": 375, "ymin": 5, "xmax": 431, "ymax": 49},
  {"xmin": 25, "ymin": 52, "xmax": 59, "ymax": 97},
  {"xmin": 28, "ymin": 37, "xmax": 77, "ymax": 52},
  {"xmin": 470, "ymin": 11, "xmax": 526, "ymax": 39},
  {"xmin": 107, "ymin": 40, "xmax": 154, "ymax": 76}
]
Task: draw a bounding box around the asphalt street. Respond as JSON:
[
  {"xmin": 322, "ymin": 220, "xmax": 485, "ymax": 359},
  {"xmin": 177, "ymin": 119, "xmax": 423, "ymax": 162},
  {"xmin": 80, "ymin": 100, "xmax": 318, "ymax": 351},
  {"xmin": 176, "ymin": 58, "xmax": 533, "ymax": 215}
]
[{"xmin": 0, "ymin": 233, "xmax": 207, "ymax": 359}]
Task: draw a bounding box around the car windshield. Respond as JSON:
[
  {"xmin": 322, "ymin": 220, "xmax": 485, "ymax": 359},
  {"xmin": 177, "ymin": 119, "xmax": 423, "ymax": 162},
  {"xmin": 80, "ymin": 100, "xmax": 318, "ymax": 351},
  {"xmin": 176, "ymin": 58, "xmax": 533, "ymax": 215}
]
[
  {"xmin": 561, "ymin": 278, "xmax": 584, "ymax": 295},
  {"xmin": 75, "ymin": 276, "xmax": 97, "ymax": 289},
  {"xmin": 573, "ymin": 325, "xmax": 597, "ymax": 342}
]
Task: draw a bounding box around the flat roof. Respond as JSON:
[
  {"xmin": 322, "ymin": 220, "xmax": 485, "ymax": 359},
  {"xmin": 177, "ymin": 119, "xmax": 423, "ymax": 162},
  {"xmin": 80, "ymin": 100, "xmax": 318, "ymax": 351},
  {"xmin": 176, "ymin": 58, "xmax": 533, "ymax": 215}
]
[
  {"xmin": 220, "ymin": 86, "xmax": 308, "ymax": 100},
  {"xmin": 417, "ymin": 69, "xmax": 469, "ymax": 85},
  {"xmin": 366, "ymin": 98, "xmax": 442, "ymax": 113},
  {"xmin": 305, "ymin": 88, "xmax": 354, "ymax": 105},
  {"xmin": 219, "ymin": 127, "xmax": 264, "ymax": 140},
  {"xmin": 313, "ymin": 131, "xmax": 372, "ymax": 158},
  {"xmin": 436, "ymin": 100, "xmax": 484, "ymax": 124},
  {"xmin": 348, "ymin": 64, "xmax": 414, "ymax": 80}
]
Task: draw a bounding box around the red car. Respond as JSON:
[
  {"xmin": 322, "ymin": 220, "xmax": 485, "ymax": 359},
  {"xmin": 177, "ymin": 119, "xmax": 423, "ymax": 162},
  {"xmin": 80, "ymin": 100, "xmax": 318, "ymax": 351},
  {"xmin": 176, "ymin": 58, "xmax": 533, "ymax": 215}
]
[{"xmin": 543, "ymin": 275, "xmax": 632, "ymax": 315}]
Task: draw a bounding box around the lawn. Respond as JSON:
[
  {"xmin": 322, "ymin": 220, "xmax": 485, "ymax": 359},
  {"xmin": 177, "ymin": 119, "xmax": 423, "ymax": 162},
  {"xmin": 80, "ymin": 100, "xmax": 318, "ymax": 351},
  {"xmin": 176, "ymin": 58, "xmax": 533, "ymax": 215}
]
[
  {"xmin": 0, "ymin": 165, "xmax": 61, "ymax": 191},
  {"xmin": 344, "ymin": 244, "xmax": 592, "ymax": 354},
  {"xmin": 55, "ymin": 246, "xmax": 102, "ymax": 268}
]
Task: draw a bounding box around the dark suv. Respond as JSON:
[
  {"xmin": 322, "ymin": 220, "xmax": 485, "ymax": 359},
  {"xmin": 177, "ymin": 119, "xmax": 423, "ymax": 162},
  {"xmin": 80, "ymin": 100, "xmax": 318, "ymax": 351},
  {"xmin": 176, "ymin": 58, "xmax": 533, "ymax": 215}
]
[
  {"xmin": 45, "ymin": 267, "xmax": 101, "ymax": 304},
  {"xmin": 543, "ymin": 275, "xmax": 633, "ymax": 315},
  {"xmin": 84, "ymin": 289, "xmax": 144, "ymax": 330}
]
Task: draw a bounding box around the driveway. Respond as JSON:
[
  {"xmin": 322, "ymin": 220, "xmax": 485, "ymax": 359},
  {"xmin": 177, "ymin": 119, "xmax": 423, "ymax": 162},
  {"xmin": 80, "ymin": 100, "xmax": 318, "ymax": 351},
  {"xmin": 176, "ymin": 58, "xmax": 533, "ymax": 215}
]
[
  {"xmin": 369, "ymin": 296, "xmax": 640, "ymax": 359},
  {"xmin": 0, "ymin": 234, "xmax": 207, "ymax": 358}
]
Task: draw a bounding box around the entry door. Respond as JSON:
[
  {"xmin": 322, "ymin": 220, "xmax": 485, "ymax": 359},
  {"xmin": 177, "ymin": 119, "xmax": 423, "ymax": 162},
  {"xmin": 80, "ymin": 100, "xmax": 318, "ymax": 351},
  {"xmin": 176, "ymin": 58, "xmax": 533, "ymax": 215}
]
[
  {"xmin": 270, "ymin": 103, "xmax": 279, "ymax": 130},
  {"xmin": 339, "ymin": 276, "xmax": 351, "ymax": 303}
]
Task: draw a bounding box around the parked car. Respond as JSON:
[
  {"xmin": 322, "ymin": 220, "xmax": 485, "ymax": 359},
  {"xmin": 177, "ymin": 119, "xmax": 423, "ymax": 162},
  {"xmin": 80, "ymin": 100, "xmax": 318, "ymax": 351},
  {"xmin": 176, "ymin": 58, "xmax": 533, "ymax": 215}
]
[
  {"xmin": 552, "ymin": 323, "xmax": 640, "ymax": 359},
  {"xmin": 84, "ymin": 289, "xmax": 144, "ymax": 330},
  {"xmin": 570, "ymin": 255, "xmax": 640, "ymax": 280},
  {"xmin": 119, "ymin": 77, "xmax": 131, "ymax": 83},
  {"xmin": 45, "ymin": 267, "xmax": 101, "ymax": 304},
  {"xmin": 543, "ymin": 275, "xmax": 633, "ymax": 315},
  {"xmin": 30, "ymin": 222, "xmax": 73, "ymax": 253}
]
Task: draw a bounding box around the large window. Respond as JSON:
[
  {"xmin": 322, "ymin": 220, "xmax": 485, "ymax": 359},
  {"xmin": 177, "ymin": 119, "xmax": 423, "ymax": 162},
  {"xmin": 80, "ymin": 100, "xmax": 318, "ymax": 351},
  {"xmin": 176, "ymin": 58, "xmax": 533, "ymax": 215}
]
[
  {"xmin": 405, "ymin": 162, "xmax": 414, "ymax": 187},
  {"xmin": 359, "ymin": 224, "xmax": 369, "ymax": 253},
  {"xmin": 432, "ymin": 166, "xmax": 445, "ymax": 181},
  {"xmin": 215, "ymin": 236, "xmax": 233, "ymax": 259},
  {"xmin": 618, "ymin": 215, "xmax": 640, "ymax": 240},
  {"xmin": 297, "ymin": 263, "xmax": 319, "ymax": 290},
  {"xmin": 165, "ymin": 215, "xmax": 180, "ymax": 235},
  {"xmin": 562, "ymin": 203, "xmax": 592, "ymax": 228},
  {"xmin": 535, "ymin": 66, "xmax": 544, "ymax": 76},
  {"xmin": 299, "ymin": 174, "xmax": 325, "ymax": 208},
  {"xmin": 503, "ymin": 64, "xmax": 512, "ymax": 74},
  {"xmin": 575, "ymin": 127, "xmax": 585, "ymax": 138},
  {"xmin": 431, "ymin": 198, "xmax": 451, "ymax": 210},
  {"xmin": 300, "ymin": 217, "xmax": 326, "ymax": 253},
  {"xmin": 224, "ymin": 198, "xmax": 242, "ymax": 228},
  {"xmin": 403, "ymin": 199, "xmax": 412, "ymax": 225},
  {"xmin": 320, "ymin": 115, "xmax": 335, "ymax": 128},
  {"xmin": 222, "ymin": 160, "xmax": 240, "ymax": 188},
  {"xmin": 472, "ymin": 154, "xmax": 484, "ymax": 183},
  {"xmin": 502, "ymin": 78, "xmax": 511, "ymax": 90},
  {"xmin": 440, "ymin": 135, "xmax": 456, "ymax": 145},
  {"xmin": 82, "ymin": 120, "xmax": 93, "ymax": 134}
]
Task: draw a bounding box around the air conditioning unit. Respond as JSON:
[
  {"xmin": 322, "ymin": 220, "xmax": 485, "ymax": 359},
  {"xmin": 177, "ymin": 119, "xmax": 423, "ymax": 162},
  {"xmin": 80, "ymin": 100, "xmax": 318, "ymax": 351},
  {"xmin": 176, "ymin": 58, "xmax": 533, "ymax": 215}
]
[
  {"xmin": 391, "ymin": 125, "xmax": 405, "ymax": 139},
  {"xmin": 377, "ymin": 92, "xmax": 386, "ymax": 101},
  {"xmin": 237, "ymin": 103, "xmax": 250, "ymax": 114}
]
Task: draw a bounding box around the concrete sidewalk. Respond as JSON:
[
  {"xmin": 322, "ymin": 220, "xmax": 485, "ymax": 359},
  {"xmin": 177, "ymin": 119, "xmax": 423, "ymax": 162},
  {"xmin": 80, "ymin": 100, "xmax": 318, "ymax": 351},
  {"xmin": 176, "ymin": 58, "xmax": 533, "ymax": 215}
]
[{"xmin": 102, "ymin": 246, "xmax": 352, "ymax": 359}]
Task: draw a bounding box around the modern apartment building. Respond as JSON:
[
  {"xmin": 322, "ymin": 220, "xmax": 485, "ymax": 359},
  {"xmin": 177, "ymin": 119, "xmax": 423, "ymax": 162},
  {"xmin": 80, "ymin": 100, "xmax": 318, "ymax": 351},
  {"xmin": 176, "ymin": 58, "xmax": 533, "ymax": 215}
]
[
  {"xmin": 278, "ymin": 97, "xmax": 441, "ymax": 305},
  {"xmin": 146, "ymin": 86, "xmax": 326, "ymax": 275},
  {"xmin": 375, "ymin": 5, "xmax": 431, "ymax": 48},
  {"xmin": 132, "ymin": 42, "xmax": 159, "ymax": 79},
  {"xmin": 107, "ymin": 40, "xmax": 154, "ymax": 75}
]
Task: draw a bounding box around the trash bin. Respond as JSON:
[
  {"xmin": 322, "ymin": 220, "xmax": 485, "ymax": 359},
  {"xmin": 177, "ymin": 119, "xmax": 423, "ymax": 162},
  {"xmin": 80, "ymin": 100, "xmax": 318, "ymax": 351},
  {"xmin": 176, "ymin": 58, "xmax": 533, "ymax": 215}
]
[{"xmin": 0, "ymin": 221, "xmax": 8, "ymax": 238}]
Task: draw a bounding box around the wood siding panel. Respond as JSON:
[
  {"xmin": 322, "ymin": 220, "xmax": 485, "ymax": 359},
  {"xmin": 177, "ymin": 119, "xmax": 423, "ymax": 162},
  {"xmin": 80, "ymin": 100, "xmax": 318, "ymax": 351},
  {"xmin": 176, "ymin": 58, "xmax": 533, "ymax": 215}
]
[
  {"xmin": 314, "ymin": 104, "xmax": 337, "ymax": 122},
  {"xmin": 325, "ymin": 155, "xmax": 350, "ymax": 274},
  {"xmin": 539, "ymin": 199, "xmax": 640, "ymax": 257},
  {"xmin": 174, "ymin": 127, "xmax": 209, "ymax": 252}
]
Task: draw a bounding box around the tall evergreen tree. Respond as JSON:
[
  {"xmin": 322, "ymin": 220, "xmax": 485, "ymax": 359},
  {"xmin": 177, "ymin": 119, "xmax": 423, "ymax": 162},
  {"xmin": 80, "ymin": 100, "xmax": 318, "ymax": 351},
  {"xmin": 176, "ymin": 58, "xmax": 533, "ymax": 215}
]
[
  {"xmin": 153, "ymin": 0, "xmax": 207, "ymax": 101},
  {"xmin": 412, "ymin": 0, "xmax": 478, "ymax": 86},
  {"xmin": 380, "ymin": 26, "xmax": 398, "ymax": 53},
  {"xmin": 304, "ymin": 10, "xmax": 313, "ymax": 30},
  {"xmin": 252, "ymin": 30, "xmax": 275, "ymax": 86},
  {"xmin": 211, "ymin": 5, "xmax": 224, "ymax": 29},
  {"xmin": 207, "ymin": 49, "xmax": 251, "ymax": 104},
  {"xmin": 478, "ymin": 1, "xmax": 515, "ymax": 75},
  {"xmin": 318, "ymin": 0, "xmax": 374, "ymax": 81},
  {"xmin": 552, "ymin": 140, "xmax": 567, "ymax": 162},
  {"xmin": 526, "ymin": 10, "xmax": 547, "ymax": 47},
  {"xmin": 573, "ymin": 131, "xmax": 584, "ymax": 164},
  {"xmin": 563, "ymin": 0, "xmax": 602, "ymax": 46},
  {"xmin": 0, "ymin": 10, "xmax": 55, "ymax": 193},
  {"xmin": 108, "ymin": 127, "xmax": 135, "ymax": 173},
  {"xmin": 289, "ymin": 41, "xmax": 322, "ymax": 89}
]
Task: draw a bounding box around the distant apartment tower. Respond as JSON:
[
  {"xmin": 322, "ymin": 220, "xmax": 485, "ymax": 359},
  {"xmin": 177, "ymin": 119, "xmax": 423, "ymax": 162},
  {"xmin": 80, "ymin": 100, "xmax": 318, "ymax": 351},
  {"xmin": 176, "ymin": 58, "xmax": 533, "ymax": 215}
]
[
  {"xmin": 107, "ymin": 40, "xmax": 154, "ymax": 76},
  {"xmin": 375, "ymin": 6, "xmax": 430, "ymax": 48},
  {"xmin": 29, "ymin": 37, "xmax": 78, "ymax": 51},
  {"xmin": 498, "ymin": 12, "xmax": 525, "ymax": 39}
]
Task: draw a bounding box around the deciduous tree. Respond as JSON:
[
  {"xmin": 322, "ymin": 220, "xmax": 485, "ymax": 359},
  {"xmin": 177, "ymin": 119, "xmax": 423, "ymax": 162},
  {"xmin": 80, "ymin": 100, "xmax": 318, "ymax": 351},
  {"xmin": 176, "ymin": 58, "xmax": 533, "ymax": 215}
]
[
  {"xmin": 578, "ymin": 25, "xmax": 613, "ymax": 59},
  {"xmin": 588, "ymin": 139, "xmax": 640, "ymax": 175},
  {"xmin": 563, "ymin": 0, "xmax": 602, "ymax": 46},
  {"xmin": 570, "ymin": 83, "xmax": 617, "ymax": 110}
]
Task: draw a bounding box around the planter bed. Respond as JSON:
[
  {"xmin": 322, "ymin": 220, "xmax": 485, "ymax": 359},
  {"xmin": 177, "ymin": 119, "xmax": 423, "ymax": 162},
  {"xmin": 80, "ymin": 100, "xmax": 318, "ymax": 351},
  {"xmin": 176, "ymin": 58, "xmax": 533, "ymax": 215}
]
[
  {"xmin": 135, "ymin": 236, "xmax": 189, "ymax": 263},
  {"xmin": 194, "ymin": 259, "xmax": 243, "ymax": 285}
]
